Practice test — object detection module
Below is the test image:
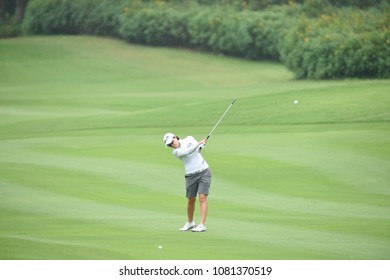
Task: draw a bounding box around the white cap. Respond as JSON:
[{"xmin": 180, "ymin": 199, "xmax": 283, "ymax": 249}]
[{"xmin": 163, "ymin": 133, "xmax": 175, "ymax": 147}]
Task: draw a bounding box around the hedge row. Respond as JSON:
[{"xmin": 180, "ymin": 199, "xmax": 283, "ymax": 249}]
[
  {"xmin": 185, "ymin": 5, "xmax": 299, "ymax": 60},
  {"xmin": 22, "ymin": 0, "xmax": 389, "ymax": 79},
  {"xmin": 22, "ymin": 0, "xmax": 122, "ymax": 36},
  {"xmin": 281, "ymin": 7, "xmax": 390, "ymax": 78},
  {"xmin": 119, "ymin": 3, "xmax": 191, "ymax": 46}
]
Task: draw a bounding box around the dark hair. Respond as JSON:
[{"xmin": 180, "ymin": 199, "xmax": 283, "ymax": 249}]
[{"xmin": 174, "ymin": 136, "xmax": 180, "ymax": 140}]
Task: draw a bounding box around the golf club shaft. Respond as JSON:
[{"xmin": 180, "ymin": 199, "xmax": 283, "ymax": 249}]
[{"xmin": 207, "ymin": 98, "xmax": 237, "ymax": 139}]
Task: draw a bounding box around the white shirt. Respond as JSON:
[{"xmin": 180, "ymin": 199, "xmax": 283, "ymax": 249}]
[{"xmin": 172, "ymin": 136, "xmax": 209, "ymax": 175}]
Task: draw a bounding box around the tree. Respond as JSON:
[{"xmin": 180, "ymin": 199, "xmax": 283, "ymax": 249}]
[
  {"xmin": 0, "ymin": 0, "xmax": 29, "ymax": 22},
  {"xmin": 15, "ymin": 0, "xmax": 28, "ymax": 22}
]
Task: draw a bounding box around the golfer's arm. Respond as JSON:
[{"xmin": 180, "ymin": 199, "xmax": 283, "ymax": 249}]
[{"xmin": 174, "ymin": 143, "xmax": 199, "ymax": 157}]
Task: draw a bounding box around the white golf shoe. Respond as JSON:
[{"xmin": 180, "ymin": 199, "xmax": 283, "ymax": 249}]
[
  {"xmin": 179, "ymin": 221, "xmax": 196, "ymax": 231},
  {"xmin": 191, "ymin": 224, "xmax": 206, "ymax": 232}
]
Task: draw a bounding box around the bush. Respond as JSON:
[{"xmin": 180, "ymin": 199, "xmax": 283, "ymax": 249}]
[
  {"xmin": 23, "ymin": 0, "xmax": 122, "ymax": 36},
  {"xmin": 188, "ymin": 8, "xmax": 252, "ymax": 56},
  {"xmin": 188, "ymin": 5, "xmax": 298, "ymax": 59},
  {"xmin": 21, "ymin": 0, "xmax": 389, "ymax": 79},
  {"xmin": 23, "ymin": 0, "xmax": 79, "ymax": 34},
  {"xmin": 247, "ymin": 5, "xmax": 298, "ymax": 59},
  {"xmin": 118, "ymin": 2, "xmax": 191, "ymax": 46},
  {"xmin": 280, "ymin": 7, "xmax": 390, "ymax": 79},
  {"xmin": 79, "ymin": 0, "xmax": 122, "ymax": 37},
  {"xmin": 0, "ymin": 17, "xmax": 21, "ymax": 38}
]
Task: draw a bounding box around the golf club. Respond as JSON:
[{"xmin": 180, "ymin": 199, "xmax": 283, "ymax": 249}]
[{"xmin": 206, "ymin": 97, "xmax": 237, "ymax": 140}]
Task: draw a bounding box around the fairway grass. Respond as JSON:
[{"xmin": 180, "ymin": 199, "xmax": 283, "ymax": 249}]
[{"xmin": 0, "ymin": 36, "xmax": 389, "ymax": 260}]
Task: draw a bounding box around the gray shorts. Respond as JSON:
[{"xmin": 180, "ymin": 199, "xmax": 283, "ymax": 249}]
[{"xmin": 185, "ymin": 169, "xmax": 211, "ymax": 198}]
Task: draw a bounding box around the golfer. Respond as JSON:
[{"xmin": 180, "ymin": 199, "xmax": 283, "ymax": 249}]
[{"xmin": 163, "ymin": 133, "xmax": 211, "ymax": 232}]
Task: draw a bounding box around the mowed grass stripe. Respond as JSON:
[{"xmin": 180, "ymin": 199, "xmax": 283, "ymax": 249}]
[
  {"xmin": 1, "ymin": 131, "xmax": 388, "ymax": 217},
  {"xmin": 2, "ymin": 180, "xmax": 388, "ymax": 259},
  {"xmin": 2, "ymin": 155, "xmax": 388, "ymax": 221}
]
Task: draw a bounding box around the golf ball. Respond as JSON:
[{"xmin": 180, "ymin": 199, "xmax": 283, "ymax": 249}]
[
  {"xmin": 294, "ymin": 100, "xmax": 299, "ymax": 104},
  {"xmin": 158, "ymin": 245, "xmax": 162, "ymax": 249}
]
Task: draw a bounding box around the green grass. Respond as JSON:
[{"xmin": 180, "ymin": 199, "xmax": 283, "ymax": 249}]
[{"xmin": 0, "ymin": 36, "xmax": 389, "ymax": 260}]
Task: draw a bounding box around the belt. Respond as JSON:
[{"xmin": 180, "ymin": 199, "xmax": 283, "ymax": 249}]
[{"xmin": 186, "ymin": 168, "xmax": 208, "ymax": 176}]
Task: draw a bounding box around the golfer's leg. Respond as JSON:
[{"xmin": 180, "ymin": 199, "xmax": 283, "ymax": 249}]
[
  {"xmin": 199, "ymin": 194, "xmax": 208, "ymax": 225},
  {"xmin": 187, "ymin": 197, "xmax": 196, "ymax": 222}
]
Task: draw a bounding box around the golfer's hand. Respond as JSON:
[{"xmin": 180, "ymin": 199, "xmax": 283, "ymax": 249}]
[{"xmin": 198, "ymin": 138, "xmax": 207, "ymax": 152}]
